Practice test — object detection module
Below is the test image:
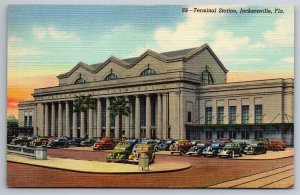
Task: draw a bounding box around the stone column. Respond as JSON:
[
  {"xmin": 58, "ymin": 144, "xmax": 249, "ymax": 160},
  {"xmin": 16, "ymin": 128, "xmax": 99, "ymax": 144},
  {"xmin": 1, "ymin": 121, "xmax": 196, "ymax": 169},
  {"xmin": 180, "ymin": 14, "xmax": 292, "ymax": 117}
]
[
  {"xmin": 129, "ymin": 99, "xmax": 134, "ymax": 138},
  {"xmin": 44, "ymin": 103, "xmax": 49, "ymax": 137},
  {"xmin": 88, "ymin": 108, "xmax": 93, "ymax": 138},
  {"xmin": 58, "ymin": 102, "xmax": 62, "ymax": 137},
  {"xmin": 125, "ymin": 97, "xmax": 130, "ymax": 138},
  {"xmin": 135, "ymin": 95, "xmax": 141, "ymax": 138},
  {"xmin": 80, "ymin": 111, "xmax": 85, "ymax": 138},
  {"xmin": 65, "ymin": 101, "xmax": 70, "ymax": 137},
  {"xmin": 105, "ymin": 98, "xmax": 111, "ymax": 137},
  {"xmin": 156, "ymin": 93, "xmax": 162, "ymax": 139},
  {"xmin": 146, "ymin": 94, "xmax": 151, "ymax": 139},
  {"xmin": 115, "ymin": 114, "xmax": 120, "ymax": 138},
  {"xmin": 162, "ymin": 93, "xmax": 168, "ymax": 139},
  {"xmin": 51, "ymin": 102, "xmax": 55, "ymax": 137},
  {"xmin": 96, "ymin": 99, "xmax": 102, "ymax": 137},
  {"xmin": 72, "ymin": 101, "xmax": 77, "ymax": 138}
]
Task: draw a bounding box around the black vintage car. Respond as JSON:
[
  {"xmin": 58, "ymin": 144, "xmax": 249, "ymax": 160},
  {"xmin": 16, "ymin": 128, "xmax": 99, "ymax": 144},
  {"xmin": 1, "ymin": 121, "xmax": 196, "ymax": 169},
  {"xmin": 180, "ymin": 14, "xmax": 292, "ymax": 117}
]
[
  {"xmin": 47, "ymin": 138, "xmax": 69, "ymax": 148},
  {"xmin": 218, "ymin": 142, "xmax": 243, "ymax": 157},
  {"xmin": 186, "ymin": 141, "xmax": 211, "ymax": 156},
  {"xmin": 244, "ymin": 141, "xmax": 267, "ymax": 155},
  {"xmin": 202, "ymin": 141, "xmax": 227, "ymax": 157},
  {"xmin": 69, "ymin": 138, "xmax": 83, "ymax": 146}
]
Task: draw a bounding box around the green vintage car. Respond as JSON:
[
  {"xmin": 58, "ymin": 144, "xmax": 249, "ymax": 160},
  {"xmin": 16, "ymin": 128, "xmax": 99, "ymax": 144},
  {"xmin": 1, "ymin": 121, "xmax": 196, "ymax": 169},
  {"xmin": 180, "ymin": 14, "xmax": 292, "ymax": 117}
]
[
  {"xmin": 218, "ymin": 142, "xmax": 243, "ymax": 157},
  {"xmin": 106, "ymin": 144, "xmax": 132, "ymax": 163}
]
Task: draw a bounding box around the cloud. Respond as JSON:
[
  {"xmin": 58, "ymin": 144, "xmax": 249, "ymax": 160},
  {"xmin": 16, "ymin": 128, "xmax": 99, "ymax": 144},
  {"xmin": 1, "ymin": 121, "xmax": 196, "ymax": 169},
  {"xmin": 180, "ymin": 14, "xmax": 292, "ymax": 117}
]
[
  {"xmin": 8, "ymin": 47, "xmax": 48, "ymax": 59},
  {"xmin": 8, "ymin": 36, "xmax": 22, "ymax": 45},
  {"xmin": 32, "ymin": 26, "xmax": 80, "ymax": 42},
  {"xmin": 250, "ymin": 42, "xmax": 267, "ymax": 49},
  {"xmin": 263, "ymin": 13, "xmax": 294, "ymax": 45},
  {"xmin": 281, "ymin": 56, "xmax": 294, "ymax": 64},
  {"xmin": 211, "ymin": 31, "xmax": 250, "ymax": 54},
  {"xmin": 153, "ymin": 6, "xmax": 225, "ymax": 52}
]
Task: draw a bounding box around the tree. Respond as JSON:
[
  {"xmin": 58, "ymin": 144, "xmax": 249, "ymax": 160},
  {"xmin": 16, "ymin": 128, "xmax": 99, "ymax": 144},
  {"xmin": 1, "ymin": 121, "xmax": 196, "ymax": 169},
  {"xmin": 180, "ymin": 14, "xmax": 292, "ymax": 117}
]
[
  {"xmin": 73, "ymin": 94, "xmax": 96, "ymax": 112},
  {"xmin": 7, "ymin": 115, "xmax": 18, "ymax": 136},
  {"xmin": 108, "ymin": 97, "xmax": 130, "ymax": 138}
]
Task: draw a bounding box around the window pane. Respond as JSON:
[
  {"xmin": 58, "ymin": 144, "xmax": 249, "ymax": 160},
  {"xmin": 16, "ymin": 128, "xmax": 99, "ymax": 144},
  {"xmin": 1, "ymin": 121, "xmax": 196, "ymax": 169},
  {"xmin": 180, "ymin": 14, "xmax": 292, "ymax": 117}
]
[
  {"xmin": 255, "ymin": 105, "xmax": 263, "ymax": 124},
  {"xmin": 229, "ymin": 106, "xmax": 236, "ymax": 124},
  {"xmin": 242, "ymin": 105, "xmax": 249, "ymax": 124},
  {"xmin": 205, "ymin": 107, "xmax": 212, "ymax": 124},
  {"xmin": 217, "ymin": 106, "xmax": 224, "ymax": 124}
]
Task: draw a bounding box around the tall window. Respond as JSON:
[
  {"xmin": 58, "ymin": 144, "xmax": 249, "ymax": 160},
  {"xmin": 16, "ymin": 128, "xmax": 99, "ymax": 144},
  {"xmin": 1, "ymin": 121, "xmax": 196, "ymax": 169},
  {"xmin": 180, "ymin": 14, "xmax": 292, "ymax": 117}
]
[
  {"xmin": 24, "ymin": 111, "xmax": 28, "ymax": 127},
  {"xmin": 140, "ymin": 68, "xmax": 156, "ymax": 76},
  {"xmin": 205, "ymin": 107, "xmax": 212, "ymax": 124},
  {"xmin": 217, "ymin": 106, "xmax": 224, "ymax": 124},
  {"xmin": 74, "ymin": 77, "xmax": 86, "ymax": 84},
  {"xmin": 242, "ymin": 105, "xmax": 249, "ymax": 124},
  {"xmin": 29, "ymin": 111, "xmax": 32, "ymax": 127},
  {"xmin": 105, "ymin": 73, "xmax": 117, "ymax": 80},
  {"xmin": 151, "ymin": 98, "xmax": 156, "ymax": 126},
  {"xmin": 140, "ymin": 97, "xmax": 146, "ymax": 126},
  {"xmin": 241, "ymin": 131, "xmax": 250, "ymax": 139},
  {"xmin": 206, "ymin": 131, "xmax": 212, "ymax": 139},
  {"xmin": 101, "ymin": 101, "xmax": 106, "ymax": 127},
  {"xmin": 187, "ymin": 111, "xmax": 192, "ymax": 122},
  {"xmin": 255, "ymin": 130, "xmax": 263, "ymax": 138},
  {"xmin": 255, "ymin": 105, "xmax": 263, "ymax": 124},
  {"xmin": 217, "ymin": 131, "xmax": 224, "ymax": 138},
  {"xmin": 229, "ymin": 106, "xmax": 237, "ymax": 124},
  {"xmin": 200, "ymin": 69, "xmax": 214, "ymax": 85},
  {"xmin": 228, "ymin": 131, "xmax": 237, "ymax": 139}
]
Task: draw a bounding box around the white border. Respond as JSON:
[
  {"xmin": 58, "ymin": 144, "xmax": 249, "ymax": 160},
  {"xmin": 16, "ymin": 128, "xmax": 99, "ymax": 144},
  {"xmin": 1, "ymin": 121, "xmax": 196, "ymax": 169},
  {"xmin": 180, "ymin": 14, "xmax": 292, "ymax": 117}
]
[{"xmin": 0, "ymin": 0, "xmax": 298, "ymax": 195}]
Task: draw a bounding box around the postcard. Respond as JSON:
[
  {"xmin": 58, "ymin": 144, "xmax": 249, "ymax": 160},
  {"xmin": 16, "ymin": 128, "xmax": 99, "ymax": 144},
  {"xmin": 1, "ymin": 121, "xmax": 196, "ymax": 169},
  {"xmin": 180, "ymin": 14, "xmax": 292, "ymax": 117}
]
[{"xmin": 7, "ymin": 5, "xmax": 294, "ymax": 188}]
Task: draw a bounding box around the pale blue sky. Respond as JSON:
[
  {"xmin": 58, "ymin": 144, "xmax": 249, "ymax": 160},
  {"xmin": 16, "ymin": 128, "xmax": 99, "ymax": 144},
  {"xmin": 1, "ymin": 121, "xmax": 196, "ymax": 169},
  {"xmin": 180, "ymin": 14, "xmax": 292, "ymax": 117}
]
[{"xmin": 8, "ymin": 5, "xmax": 294, "ymax": 80}]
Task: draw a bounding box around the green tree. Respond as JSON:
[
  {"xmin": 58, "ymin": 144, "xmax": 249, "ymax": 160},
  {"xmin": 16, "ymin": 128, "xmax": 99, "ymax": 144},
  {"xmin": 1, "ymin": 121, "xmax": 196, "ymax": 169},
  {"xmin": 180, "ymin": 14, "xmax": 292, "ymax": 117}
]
[
  {"xmin": 108, "ymin": 97, "xmax": 130, "ymax": 138},
  {"xmin": 7, "ymin": 115, "xmax": 18, "ymax": 136},
  {"xmin": 73, "ymin": 94, "xmax": 96, "ymax": 112}
]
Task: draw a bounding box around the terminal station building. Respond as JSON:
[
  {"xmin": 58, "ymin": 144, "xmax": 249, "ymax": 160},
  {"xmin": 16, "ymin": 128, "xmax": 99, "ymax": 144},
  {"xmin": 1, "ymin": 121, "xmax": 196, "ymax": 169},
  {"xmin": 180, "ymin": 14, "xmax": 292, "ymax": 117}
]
[{"xmin": 18, "ymin": 44, "xmax": 294, "ymax": 145}]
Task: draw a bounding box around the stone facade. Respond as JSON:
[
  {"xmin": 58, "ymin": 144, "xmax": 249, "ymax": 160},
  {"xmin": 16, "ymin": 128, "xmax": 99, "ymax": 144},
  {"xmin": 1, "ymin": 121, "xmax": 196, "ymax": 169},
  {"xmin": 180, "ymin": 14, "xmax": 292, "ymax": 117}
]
[{"xmin": 17, "ymin": 44, "xmax": 294, "ymax": 145}]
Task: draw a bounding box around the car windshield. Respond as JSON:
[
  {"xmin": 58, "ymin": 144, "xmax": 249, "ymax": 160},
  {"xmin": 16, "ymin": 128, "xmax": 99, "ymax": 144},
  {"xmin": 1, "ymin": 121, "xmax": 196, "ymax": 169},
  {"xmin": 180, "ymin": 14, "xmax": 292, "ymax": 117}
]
[
  {"xmin": 197, "ymin": 143, "xmax": 206, "ymax": 147},
  {"xmin": 166, "ymin": 140, "xmax": 173, "ymax": 144},
  {"xmin": 225, "ymin": 143, "xmax": 234, "ymax": 147}
]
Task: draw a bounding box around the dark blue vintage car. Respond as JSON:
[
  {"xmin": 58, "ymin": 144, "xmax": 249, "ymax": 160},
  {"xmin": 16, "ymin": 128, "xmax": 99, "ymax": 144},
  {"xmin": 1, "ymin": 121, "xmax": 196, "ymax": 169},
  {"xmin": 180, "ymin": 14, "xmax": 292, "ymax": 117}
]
[
  {"xmin": 202, "ymin": 141, "xmax": 227, "ymax": 157},
  {"xmin": 158, "ymin": 139, "xmax": 176, "ymax": 151},
  {"xmin": 47, "ymin": 138, "xmax": 69, "ymax": 148}
]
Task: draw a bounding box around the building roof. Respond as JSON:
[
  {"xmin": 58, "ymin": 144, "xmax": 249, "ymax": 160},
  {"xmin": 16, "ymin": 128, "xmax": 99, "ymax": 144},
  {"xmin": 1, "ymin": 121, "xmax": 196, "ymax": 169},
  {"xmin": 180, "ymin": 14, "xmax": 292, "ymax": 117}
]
[{"xmin": 57, "ymin": 44, "xmax": 228, "ymax": 79}]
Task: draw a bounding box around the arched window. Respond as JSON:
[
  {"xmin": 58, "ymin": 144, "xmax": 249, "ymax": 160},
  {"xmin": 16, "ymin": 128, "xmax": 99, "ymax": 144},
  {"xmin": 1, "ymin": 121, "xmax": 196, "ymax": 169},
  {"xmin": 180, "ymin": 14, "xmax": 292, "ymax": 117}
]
[
  {"xmin": 200, "ymin": 69, "xmax": 214, "ymax": 85},
  {"xmin": 140, "ymin": 68, "xmax": 156, "ymax": 76},
  {"xmin": 74, "ymin": 77, "xmax": 86, "ymax": 84},
  {"xmin": 105, "ymin": 73, "xmax": 117, "ymax": 80}
]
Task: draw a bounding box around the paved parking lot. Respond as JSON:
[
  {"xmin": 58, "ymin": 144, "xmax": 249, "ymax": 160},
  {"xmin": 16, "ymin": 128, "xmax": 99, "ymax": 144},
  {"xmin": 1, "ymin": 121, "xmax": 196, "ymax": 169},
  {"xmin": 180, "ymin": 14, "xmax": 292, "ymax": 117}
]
[{"xmin": 7, "ymin": 148, "xmax": 294, "ymax": 188}]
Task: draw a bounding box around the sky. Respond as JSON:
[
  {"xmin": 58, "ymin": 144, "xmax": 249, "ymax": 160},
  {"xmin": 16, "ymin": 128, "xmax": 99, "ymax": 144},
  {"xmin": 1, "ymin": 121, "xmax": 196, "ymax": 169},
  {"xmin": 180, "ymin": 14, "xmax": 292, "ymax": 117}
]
[{"xmin": 7, "ymin": 5, "xmax": 294, "ymax": 117}]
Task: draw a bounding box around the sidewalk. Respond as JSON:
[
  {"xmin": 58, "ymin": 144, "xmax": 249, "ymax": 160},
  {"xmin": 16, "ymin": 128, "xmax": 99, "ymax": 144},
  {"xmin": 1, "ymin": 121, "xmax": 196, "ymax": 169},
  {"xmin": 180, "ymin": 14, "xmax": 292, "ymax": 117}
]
[{"xmin": 7, "ymin": 154, "xmax": 191, "ymax": 174}]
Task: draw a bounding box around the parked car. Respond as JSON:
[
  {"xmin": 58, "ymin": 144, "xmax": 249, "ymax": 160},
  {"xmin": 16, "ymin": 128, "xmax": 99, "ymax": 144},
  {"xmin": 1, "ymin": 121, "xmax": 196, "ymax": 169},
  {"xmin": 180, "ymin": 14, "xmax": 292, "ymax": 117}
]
[
  {"xmin": 140, "ymin": 139, "xmax": 160, "ymax": 152},
  {"xmin": 92, "ymin": 137, "xmax": 116, "ymax": 150},
  {"xmin": 29, "ymin": 137, "xmax": 49, "ymax": 147},
  {"xmin": 128, "ymin": 144, "xmax": 155, "ymax": 164},
  {"xmin": 218, "ymin": 142, "xmax": 243, "ymax": 157},
  {"xmin": 190, "ymin": 139, "xmax": 202, "ymax": 146},
  {"xmin": 106, "ymin": 144, "xmax": 132, "ymax": 163},
  {"xmin": 125, "ymin": 139, "xmax": 139, "ymax": 149},
  {"xmin": 170, "ymin": 139, "xmax": 192, "ymax": 155},
  {"xmin": 158, "ymin": 139, "xmax": 176, "ymax": 151},
  {"xmin": 202, "ymin": 141, "xmax": 226, "ymax": 157},
  {"xmin": 266, "ymin": 139, "xmax": 286, "ymax": 151},
  {"xmin": 244, "ymin": 141, "xmax": 267, "ymax": 155},
  {"xmin": 186, "ymin": 140, "xmax": 212, "ymax": 156},
  {"xmin": 47, "ymin": 138, "xmax": 69, "ymax": 148},
  {"xmin": 69, "ymin": 138, "xmax": 83, "ymax": 146},
  {"xmin": 10, "ymin": 136, "xmax": 31, "ymax": 146},
  {"xmin": 80, "ymin": 137, "xmax": 99, "ymax": 147}
]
